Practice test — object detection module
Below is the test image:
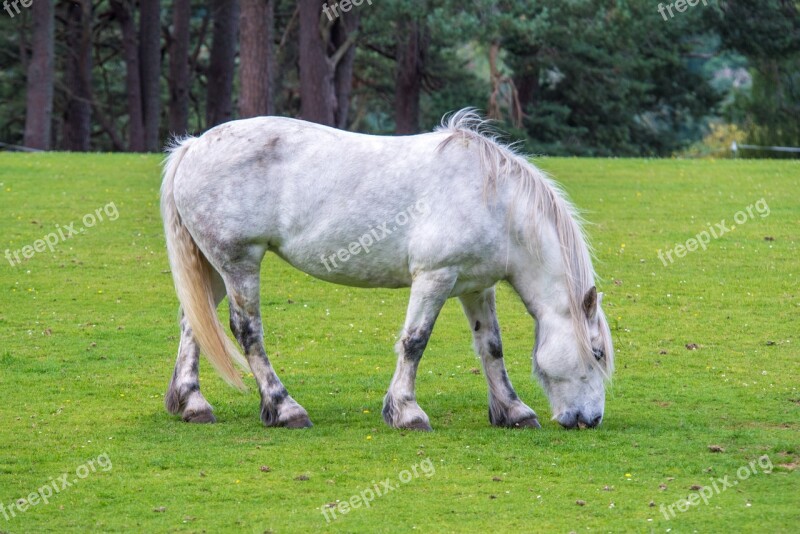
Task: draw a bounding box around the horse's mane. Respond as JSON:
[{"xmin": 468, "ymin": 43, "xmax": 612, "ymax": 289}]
[{"xmin": 436, "ymin": 109, "xmax": 614, "ymax": 378}]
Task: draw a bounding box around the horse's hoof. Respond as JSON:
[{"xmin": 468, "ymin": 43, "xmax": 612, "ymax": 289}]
[
  {"xmin": 512, "ymin": 416, "xmax": 541, "ymax": 429},
  {"xmin": 402, "ymin": 419, "xmax": 433, "ymax": 432},
  {"xmin": 183, "ymin": 410, "xmax": 216, "ymax": 424},
  {"xmin": 283, "ymin": 414, "xmax": 313, "ymax": 429}
]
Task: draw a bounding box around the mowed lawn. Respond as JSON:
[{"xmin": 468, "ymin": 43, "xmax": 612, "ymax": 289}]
[{"xmin": 0, "ymin": 153, "xmax": 797, "ymax": 533}]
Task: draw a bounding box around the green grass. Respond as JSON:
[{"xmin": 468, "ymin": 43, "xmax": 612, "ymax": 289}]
[{"xmin": 0, "ymin": 153, "xmax": 797, "ymax": 533}]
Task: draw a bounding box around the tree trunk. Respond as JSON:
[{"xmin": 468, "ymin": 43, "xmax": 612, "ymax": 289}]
[
  {"xmin": 513, "ymin": 67, "xmax": 539, "ymax": 114},
  {"xmin": 239, "ymin": 0, "xmax": 274, "ymax": 118},
  {"xmin": 298, "ymin": 0, "xmax": 358, "ymax": 127},
  {"xmin": 168, "ymin": 0, "xmax": 191, "ymax": 135},
  {"xmin": 61, "ymin": 0, "xmax": 93, "ymax": 151},
  {"xmin": 487, "ymin": 42, "xmax": 522, "ymax": 127},
  {"xmin": 395, "ymin": 18, "xmax": 425, "ymax": 134},
  {"xmin": 298, "ymin": 0, "xmax": 335, "ymax": 125},
  {"xmin": 207, "ymin": 0, "xmax": 239, "ymax": 127},
  {"xmin": 110, "ymin": 0, "xmax": 145, "ymax": 151},
  {"xmin": 332, "ymin": 10, "xmax": 358, "ymax": 129},
  {"xmin": 24, "ymin": 0, "xmax": 54, "ymax": 150},
  {"xmin": 140, "ymin": 0, "xmax": 162, "ymax": 151}
]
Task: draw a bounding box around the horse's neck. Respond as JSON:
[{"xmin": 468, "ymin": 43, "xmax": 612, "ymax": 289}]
[{"xmin": 508, "ymin": 221, "xmax": 572, "ymax": 320}]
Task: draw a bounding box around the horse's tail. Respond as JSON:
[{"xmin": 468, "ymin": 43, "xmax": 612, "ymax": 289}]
[{"xmin": 160, "ymin": 137, "xmax": 247, "ymax": 390}]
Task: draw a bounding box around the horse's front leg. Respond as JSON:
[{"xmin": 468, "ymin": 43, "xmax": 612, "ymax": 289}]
[
  {"xmin": 459, "ymin": 288, "xmax": 540, "ymax": 428},
  {"xmin": 383, "ymin": 270, "xmax": 457, "ymax": 431}
]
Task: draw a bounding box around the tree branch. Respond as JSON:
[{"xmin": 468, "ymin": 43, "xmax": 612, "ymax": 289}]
[{"xmin": 330, "ymin": 30, "xmax": 358, "ymax": 69}]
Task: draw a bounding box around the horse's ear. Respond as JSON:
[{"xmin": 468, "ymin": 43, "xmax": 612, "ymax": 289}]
[{"xmin": 583, "ymin": 286, "xmax": 597, "ymax": 320}]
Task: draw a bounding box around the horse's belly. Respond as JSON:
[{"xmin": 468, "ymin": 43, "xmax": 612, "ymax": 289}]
[
  {"xmin": 272, "ymin": 233, "xmax": 506, "ymax": 294},
  {"xmin": 271, "ymin": 241, "xmax": 413, "ymax": 289}
]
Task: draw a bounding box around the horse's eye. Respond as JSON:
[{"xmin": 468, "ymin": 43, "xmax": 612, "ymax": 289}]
[{"xmin": 592, "ymin": 348, "xmax": 605, "ymax": 361}]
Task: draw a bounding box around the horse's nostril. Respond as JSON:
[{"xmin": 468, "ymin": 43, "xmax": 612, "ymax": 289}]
[
  {"xmin": 575, "ymin": 412, "xmax": 602, "ymax": 429},
  {"xmin": 557, "ymin": 411, "xmax": 577, "ymax": 429}
]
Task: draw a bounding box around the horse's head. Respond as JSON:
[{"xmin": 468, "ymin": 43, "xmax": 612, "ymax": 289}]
[{"xmin": 533, "ymin": 286, "xmax": 614, "ymax": 429}]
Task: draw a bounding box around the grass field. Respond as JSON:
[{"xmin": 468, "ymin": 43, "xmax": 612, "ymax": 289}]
[{"xmin": 0, "ymin": 153, "xmax": 797, "ymax": 533}]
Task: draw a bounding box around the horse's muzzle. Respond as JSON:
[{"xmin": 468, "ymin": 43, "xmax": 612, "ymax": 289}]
[{"xmin": 557, "ymin": 411, "xmax": 603, "ymax": 429}]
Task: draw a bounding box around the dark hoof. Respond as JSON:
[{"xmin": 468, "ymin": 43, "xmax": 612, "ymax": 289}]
[
  {"xmin": 512, "ymin": 416, "xmax": 541, "ymax": 429},
  {"xmin": 282, "ymin": 414, "xmax": 313, "ymax": 429},
  {"xmin": 183, "ymin": 410, "xmax": 216, "ymax": 424},
  {"xmin": 400, "ymin": 419, "xmax": 433, "ymax": 432}
]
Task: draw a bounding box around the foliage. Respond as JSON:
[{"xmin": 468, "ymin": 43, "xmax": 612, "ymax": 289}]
[
  {"xmin": 0, "ymin": 12, "xmax": 29, "ymax": 144},
  {"xmin": 0, "ymin": 1, "xmax": 797, "ymax": 156},
  {"xmin": 680, "ymin": 121, "xmax": 745, "ymax": 158},
  {"xmin": 712, "ymin": 0, "xmax": 800, "ymax": 151},
  {"xmin": 495, "ymin": 1, "xmax": 722, "ymax": 156},
  {"xmin": 714, "ymin": 0, "xmax": 800, "ymax": 60}
]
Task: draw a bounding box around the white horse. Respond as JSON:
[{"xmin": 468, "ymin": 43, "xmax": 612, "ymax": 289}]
[{"xmin": 160, "ymin": 109, "xmax": 614, "ymax": 430}]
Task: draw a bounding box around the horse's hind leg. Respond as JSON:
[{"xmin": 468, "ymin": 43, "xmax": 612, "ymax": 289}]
[
  {"xmin": 383, "ymin": 270, "xmax": 457, "ymax": 431},
  {"xmin": 459, "ymin": 288, "xmax": 540, "ymax": 428},
  {"xmin": 223, "ymin": 266, "xmax": 312, "ymax": 428},
  {"xmin": 165, "ymin": 271, "xmax": 226, "ymax": 423}
]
